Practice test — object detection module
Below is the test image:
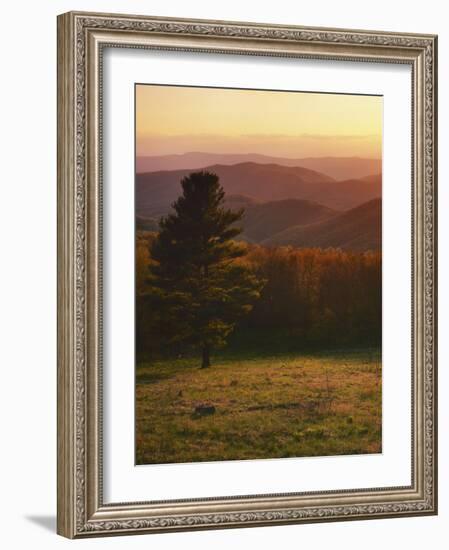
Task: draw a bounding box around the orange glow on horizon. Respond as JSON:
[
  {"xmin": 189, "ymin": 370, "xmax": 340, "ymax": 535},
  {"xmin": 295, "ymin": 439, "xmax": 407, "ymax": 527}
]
[{"xmin": 136, "ymin": 84, "xmax": 382, "ymax": 159}]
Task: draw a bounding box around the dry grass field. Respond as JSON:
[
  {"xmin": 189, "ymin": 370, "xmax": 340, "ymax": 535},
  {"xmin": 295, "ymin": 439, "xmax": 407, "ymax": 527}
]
[{"xmin": 136, "ymin": 348, "xmax": 381, "ymax": 465}]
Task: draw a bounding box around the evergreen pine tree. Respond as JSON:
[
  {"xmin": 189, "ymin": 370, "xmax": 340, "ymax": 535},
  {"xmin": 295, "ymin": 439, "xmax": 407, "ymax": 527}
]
[{"xmin": 148, "ymin": 171, "xmax": 264, "ymax": 368}]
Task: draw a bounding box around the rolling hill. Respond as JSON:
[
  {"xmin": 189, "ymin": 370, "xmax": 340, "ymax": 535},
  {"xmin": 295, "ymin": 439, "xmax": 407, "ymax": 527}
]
[
  {"xmin": 136, "ymin": 162, "xmax": 381, "ymax": 217},
  {"xmin": 137, "ymin": 153, "xmax": 382, "ymax": 181},
  {"xmin": 136, "ymin": 195, "xmax": 339, "ymax": 244},
  {"xmin": 263, "ymin": 198, "xmax": 381, "ymax": 251},
  {"xmin": 305, "ymin": 174, "xmax": 382, "ymax": 210},
  {"xmin": 136, "ymin": 162, "xmax": 334, "ymax": 217},
  {"xmin": 239, "ymin": 199, "xmax": 338, "ymax": 243},
  {"xmin": 224, "ymin": 194, "xmax": 259, "ymax": 210}
]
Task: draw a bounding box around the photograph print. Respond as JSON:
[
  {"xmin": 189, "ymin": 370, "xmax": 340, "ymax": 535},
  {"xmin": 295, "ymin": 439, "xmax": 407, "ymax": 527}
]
[{"xmin": 135, "ymin": 84, "xmax": 382, "ymax": 466}]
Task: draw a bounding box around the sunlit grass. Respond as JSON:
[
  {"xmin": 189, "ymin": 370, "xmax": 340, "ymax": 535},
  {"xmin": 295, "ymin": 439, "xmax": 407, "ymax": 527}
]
[{"xmin": 136, "ymin": 348, "xmax": 381, "ymax": 465}]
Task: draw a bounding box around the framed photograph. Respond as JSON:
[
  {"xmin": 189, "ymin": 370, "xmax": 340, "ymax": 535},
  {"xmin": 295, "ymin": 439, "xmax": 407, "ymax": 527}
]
[{"xmin": 57, "ymin": 11, "xmax": 438, "ymax": 538}]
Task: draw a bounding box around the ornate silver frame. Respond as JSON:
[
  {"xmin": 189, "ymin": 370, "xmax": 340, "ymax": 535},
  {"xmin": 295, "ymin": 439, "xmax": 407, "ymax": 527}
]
[{"xmin": 57, "ymin": 11, "xmax": 438, "ymax": 538}]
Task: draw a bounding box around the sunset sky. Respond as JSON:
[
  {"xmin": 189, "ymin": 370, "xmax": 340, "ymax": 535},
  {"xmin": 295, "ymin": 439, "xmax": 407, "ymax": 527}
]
[{"xmin": 136, "ymin": 84, "xmax": 382, "ymax": 159}]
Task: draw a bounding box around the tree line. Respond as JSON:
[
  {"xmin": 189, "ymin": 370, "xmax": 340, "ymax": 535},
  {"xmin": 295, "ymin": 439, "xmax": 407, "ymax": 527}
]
[{"xmin": 236, "ymin": 245, "xmax": 381, "ymax": 349}]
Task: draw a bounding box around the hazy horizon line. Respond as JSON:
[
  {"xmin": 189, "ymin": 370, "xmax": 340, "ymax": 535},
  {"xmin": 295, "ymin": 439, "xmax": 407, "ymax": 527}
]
[{"xmin": 137, "ymin": 151, "xmax": 382, "ymax": 161}]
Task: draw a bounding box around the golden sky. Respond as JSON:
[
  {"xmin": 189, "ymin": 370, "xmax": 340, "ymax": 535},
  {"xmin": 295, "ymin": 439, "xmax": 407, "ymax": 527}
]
[{"xmin": 136, "ymin": 84, "xmax": 382, "ymax": 159}]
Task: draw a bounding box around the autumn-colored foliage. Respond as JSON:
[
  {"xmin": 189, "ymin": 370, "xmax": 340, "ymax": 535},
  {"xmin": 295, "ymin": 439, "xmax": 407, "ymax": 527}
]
[
  {"xmin": 137, "ymin": 229, "xmax": 381, "ymax": 358},
  {"xmin": 241, "ymin": 245, "xmax": 381, "ymax": 347}
]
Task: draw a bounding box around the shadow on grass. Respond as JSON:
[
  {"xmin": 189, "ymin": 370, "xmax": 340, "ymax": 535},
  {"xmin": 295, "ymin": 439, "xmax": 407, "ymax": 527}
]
[
  {"xmin": 136, "ymin": 356, "xmax": 201, "ymax": 384},
  {"xmin": 136, "ymin": 371, "xmax": 173, "ymax": 385},
  {"xmin": 136, "ymin": 346, "xmax": 381, "ymax": 385}
]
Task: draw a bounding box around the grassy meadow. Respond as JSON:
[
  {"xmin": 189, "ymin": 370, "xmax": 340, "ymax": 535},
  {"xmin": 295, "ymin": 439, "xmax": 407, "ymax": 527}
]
[{"xmin": 136, "ymin": 348, "xmax": 381, "ymax": 465}]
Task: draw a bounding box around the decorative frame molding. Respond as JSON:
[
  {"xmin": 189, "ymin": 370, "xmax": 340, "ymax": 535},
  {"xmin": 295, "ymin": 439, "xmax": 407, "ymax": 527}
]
[{"xmin": 57, "ymin": 11, "xmax": 438, "ymax": 538}]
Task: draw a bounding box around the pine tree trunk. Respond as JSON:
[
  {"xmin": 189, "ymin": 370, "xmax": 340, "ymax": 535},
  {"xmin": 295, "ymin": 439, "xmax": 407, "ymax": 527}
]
[{"xmin": 201, "ymin": 344, "xmax": 211, "ymax": 368}]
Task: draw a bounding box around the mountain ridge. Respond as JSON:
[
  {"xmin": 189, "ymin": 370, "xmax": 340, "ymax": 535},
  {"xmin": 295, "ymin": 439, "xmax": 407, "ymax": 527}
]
[
  {"xmin": 136, "ymin": 195, "xmax": 381, "ymax": 252},
  {"xmin": 136, "ymin": 162, "xmax": 381, "ymax": 217},
  {"xmin": 238, "ymin": 198, "xmax": 338, "ymax": 243},
  {"xmin": 262, "ymin": 198, "xmax": 381, "ymax": 251},
  {"xmin": 137, "ymin": 152, "xmax": 382, "ymax": 181}
]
